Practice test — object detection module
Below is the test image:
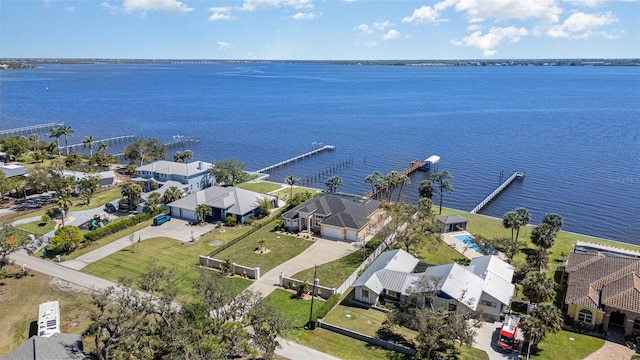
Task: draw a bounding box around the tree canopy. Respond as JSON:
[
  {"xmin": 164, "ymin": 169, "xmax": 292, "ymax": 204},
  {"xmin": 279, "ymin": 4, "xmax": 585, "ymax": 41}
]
[
  {"xmin": 431, "ymin": 170, "xmax": 454, "ymax": 215},
  {"xmin": 209, "ymin": 158, "xmax": 249, "ymax": 186},
  {"xmin": 124, "ymin": 138, "xmax": 167, "ymax": 166},
  {"xmin": 0, "ymin": 135, "xmax": 30, "ymax": 160}
]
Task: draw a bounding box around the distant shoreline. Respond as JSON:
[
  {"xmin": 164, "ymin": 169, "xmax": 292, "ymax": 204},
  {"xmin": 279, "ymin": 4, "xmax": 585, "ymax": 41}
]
[{"xmin": 1, "ymin": 58, "xmax": 640, "ymax": 67}]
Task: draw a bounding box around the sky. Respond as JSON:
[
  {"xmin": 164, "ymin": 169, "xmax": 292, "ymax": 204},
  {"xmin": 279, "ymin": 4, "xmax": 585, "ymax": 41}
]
[{"xmin": 1, "ymin": 0, "xmax": 639, "ymax": 60}]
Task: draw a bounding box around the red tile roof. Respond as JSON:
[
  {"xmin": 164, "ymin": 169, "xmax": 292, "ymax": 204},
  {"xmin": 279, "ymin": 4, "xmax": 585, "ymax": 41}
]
[{"xmin": 565, "ymin": 252, "xmax": 640, "ymax": 313}]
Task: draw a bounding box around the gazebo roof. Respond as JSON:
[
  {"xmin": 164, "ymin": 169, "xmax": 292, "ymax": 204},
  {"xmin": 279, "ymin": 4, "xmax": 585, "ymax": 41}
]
[{"xmin": 436, "ymin": 214, "xmax": 468, "ymax": 225}]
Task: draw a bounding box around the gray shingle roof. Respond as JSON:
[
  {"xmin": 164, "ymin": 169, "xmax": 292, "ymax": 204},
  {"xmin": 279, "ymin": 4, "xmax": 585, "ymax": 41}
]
[
  {"xmin": 282, "ymin": 194, "xmax": 381, "ymax": 230},
  {"xmin": 436, "ymin": 215, "xmax": 468, "ymax": 225},
  {"xmin": 168, "ymin": 186, "xmax": 274, "ymax": 216},
  {"xmin": 2, "ymin": 333, "xmax": 85, "ymax": 360}
]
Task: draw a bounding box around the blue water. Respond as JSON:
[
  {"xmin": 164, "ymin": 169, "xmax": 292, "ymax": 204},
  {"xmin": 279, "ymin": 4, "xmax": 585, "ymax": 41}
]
[
  {"xmin": 1, "ymin": 63, "xmax": 639, "ymax": 244},
  {"xmin": 454, "ymin": 235, "xmax": 481, "ymax": 252}
]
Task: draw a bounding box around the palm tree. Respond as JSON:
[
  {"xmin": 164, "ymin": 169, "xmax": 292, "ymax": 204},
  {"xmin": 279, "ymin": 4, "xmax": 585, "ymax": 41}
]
[
  {"xmin": 257, "ymin": 237, "xmax": 266, "ymax": 253},
  {"xmin": 284, "ymin": 175, "xmax": 299, "ymax": 199},
  {"xmin": 514, "ymin": 207, "xmax": 531, "ymax": 240},
  {"xmin": 521, "ymin": 271, "xmax": 557, "ymax": 304},
  {"xmin": 522, "ymin": 303, "xmax": 563, "ymax": 358},
  {"xmin": 502, "ymin": 211, "xmax": 519, "ymax": 242},
  {"xmin": 531, "ymin": 223, "xmax": 556, "ymax": 250},
  {"xmin": 57, "ymin": 195, "xmax": 72, "ymax": 226},
  {"xmin": 542, "ymin": 213, "xmax": 563, "ymax": 232},
  {"xmin": 431, "ymin": 170, "xmax": 454, "ymax": 215},
  {"xmin": 325, "ymin": 176, "xmax": 343, "ymax": 193},
  {"xmin": 364, "ymin": 171, "xmax": 384, "ymax": 199},
  {"xmin": 57, "ymin": 126, "xmax": 74, "ymax": 156},
  {"xmin": 121, "ymin": 182, "xmax": 142, "ymax": 207},
  {"xmin": 162, "ymin": 186, "xmax": 182, "ymax": 204},
  {"xmin": 146, "ymin": 192, "xmax": 163, "ymax": 213},
  {"xmin": 195, "ymin": 204, "xmax": 212, "ymax": 224},
  {"xmin": 419, "ymin": 179, "xmax": 433, "ymax": 199},
  {"xmin": 98, "ymin": 141, "xmax": 109, "ymax": 154},
  {"xmin": 82, "ymin": 135, "xmax": 96, "ymax": 156},
  {"xmin": 48, "ymin": 127, "xmax": 63, "ymax": 156},
  {"xmin": 384, "ymin": 171, "xmax": 401, "ymax": 201},
  {"xmin": 395, "ymin": 174, "xmax": 410, "ymax": 202},
  {"xmin": 174, "ymin": 151, "xmax": 184, "ymax": 163},
  {"xmin": 28, "ymin": 134, "xmax": 40, "ymax": 151}
]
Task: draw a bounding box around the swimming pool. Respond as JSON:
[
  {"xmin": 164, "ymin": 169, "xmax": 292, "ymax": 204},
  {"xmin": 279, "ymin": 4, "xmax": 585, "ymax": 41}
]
[{"xmin": 455, "ymin": 234, "xmax": 481, "ymax": 252}]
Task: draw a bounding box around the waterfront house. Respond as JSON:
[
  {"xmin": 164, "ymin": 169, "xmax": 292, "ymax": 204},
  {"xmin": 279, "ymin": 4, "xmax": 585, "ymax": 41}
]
[
  {"xmin": 61, "ymin": 169, "xmax": 117, "ymax": 191},
  {"xmin": 0, "ymin": 162, "xmax": 27, "ymax": 178},
  {"xmin": 168, "ymin": 185, "xmax": 276, "ymax": 224},
  {"xmin": 352, "ymin": 250, "xmax": 515, "ymax": 320},
  {"xmin": 436, "ymin": 214, "xmax": 468, "ymax": 233},
  {"xmin": 564, "ymin": 241, "xmax": 640, "ymax": 336},
  {"xmin": 281, "ymin": 193, "xmax": 383, "ymax": 242},
  {"xmin": 133, "ymin": 160, "xmax": 213, "ymax": 194}
]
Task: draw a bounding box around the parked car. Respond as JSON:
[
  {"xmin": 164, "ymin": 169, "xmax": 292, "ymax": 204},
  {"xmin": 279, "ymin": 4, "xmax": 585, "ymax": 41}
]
[
  {"xmin": 153, "ymin": 214, "xmax": 171, "ymax": 226},
  {"xmin": 104, "ymin": 203, "xmax": 116, "ymax": 213}
]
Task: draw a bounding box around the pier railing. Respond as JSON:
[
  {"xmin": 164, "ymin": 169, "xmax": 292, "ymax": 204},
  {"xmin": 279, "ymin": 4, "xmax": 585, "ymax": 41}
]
[
  {"xmin": 255, "ymin": 145, "xmax": 335, "ymax": 173},
  {"xmin": 0, "ymin": 123, "xmax": 64, "ymax": 138},
  {"xmin": 59, "ymin": 135, "xmax": 137, "ymax": 152},
  {"xmin": 364, "ymin": 160, "xmax": 426, "ymax": 198},
  {"xmin": 470, "ymin": 171, "xmax": 524, "ymax": 214}
]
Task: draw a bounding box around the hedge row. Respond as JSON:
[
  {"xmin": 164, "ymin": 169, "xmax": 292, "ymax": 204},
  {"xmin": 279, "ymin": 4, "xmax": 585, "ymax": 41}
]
[
  {"xmin": 315, "ymin": 294, "xmax": 341, "ymax": 321},
  {"xmin": 83, "ymin": 209, "xmax": 161, "ymax": 242}
]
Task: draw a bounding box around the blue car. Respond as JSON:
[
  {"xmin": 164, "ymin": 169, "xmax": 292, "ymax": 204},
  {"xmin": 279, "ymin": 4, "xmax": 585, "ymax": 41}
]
[{"xmin": 153, "ymin": 214, "xmax": 171, "ymax": 226}]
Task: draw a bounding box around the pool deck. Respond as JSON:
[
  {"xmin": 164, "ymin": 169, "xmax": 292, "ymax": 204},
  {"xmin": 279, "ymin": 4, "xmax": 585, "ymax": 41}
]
[{"xmin": 441, "ymin": 230, "xmax": 502, "ymax": 260}]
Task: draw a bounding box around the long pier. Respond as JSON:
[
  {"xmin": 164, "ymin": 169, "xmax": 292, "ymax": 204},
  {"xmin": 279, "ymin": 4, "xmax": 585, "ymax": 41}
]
[
  {"xmin": 255, "ymin": 145, "xmax": 336, "ymax": 173},
  {"xmin": 59, "ymin": 135, "xmax": 137, "ymax": 152},
  {"xmin": 165, "ymin": 135, "xmax": 200, "ymax": 148},
  {"xmin": 0, "ymin": 123, "xmax": 64, "ymax": 138},
  {"xmin": 470, "ymin": 171, "xmax": 525, "ymax": 214},
  {"xmin": 364, "ymin": 160, "xmax": 426, "ymax": 198}
]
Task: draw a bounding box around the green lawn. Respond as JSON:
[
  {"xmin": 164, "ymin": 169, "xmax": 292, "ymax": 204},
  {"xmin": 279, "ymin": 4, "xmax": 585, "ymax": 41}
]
[
  {"xmin": 236, "ymin": 181, "xmax": 284, "ymax": 194},
  {"xmin": 16, "ymin": 219, "xmax": 56, "ymax": 235},
  {"xmin": 292, "ymin": 239, "xmax": 377, "ymax": 288},
  {"xmin": 439, "ymin": 207, "xmax": 640, "ymax": 270},
  {"xmin": 264, "ymin": 289, "xmax": 402, "ymax": 360},
  {"xmin": 70, "ymin": 187, "xmax": 123, "ymax": 211},
  {"xmin": 81, "ymin": 236, "xmax": 252, "ymax": 302},
  {"xmin": 274, "ymin": 186, "xmax": 322, "ymax": 202},
  {"xmin": 212, "ymin": 225, "xmax": 314, "ymax": 275},
  {"xmin": 530, "ymin": 330, "xmax": 604, "ymax": 360}
]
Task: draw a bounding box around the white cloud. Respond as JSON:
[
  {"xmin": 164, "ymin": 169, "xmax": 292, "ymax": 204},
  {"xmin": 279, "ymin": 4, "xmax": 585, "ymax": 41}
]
[
  {"xmin": 67, "ymin": 6, "xmax": 75, "ymax": 12},
  {"xmin": 547, "ymin": 11, "xmax": 618, "ymax": 38},
  {"xmin": 366, "ymin": 41, "xmax": 378, "ymax": 47},
  {"xmin": 122, "ymin": 0, "xmax": 194, "ymax": 15},
  {"xmin": 467, "ymin": 24, "xmax": 482, "ymax": 31},
  {"xmin": 292, "ymin": 12, "xmax": 316, "ymax": 20},
  {"xmin": 455, "ymin": 0, "xmax": 562, "ymax": 25},
  {"xmin": 382, "ymin": 29, "xmax": 401, "ymax": 41},
  {"xmin": 242, "ymin": 0, "xmax": 313, "ymax": 11},
  {"xmin": 402, "ymin": 5, "xmax": 440, "ymax": 24},
  {"xmin": 452, "ymin": 26, "xmax": 529, "ymax": 56},
  {"xmin": 564, "ymin": 0, "xmax": 639, "ymax": 8},
  {"xmin": 100, "ymin": 2, "xmax": 119, "ymax": 13},
  {"xmin": 217, "ymin": 41, "xmax": 231, "ymax": 50},
  {"xmin": 355, "ymin": 24, "xmax": 373, "ymax": 35},
  {"xmin": 373, "ymin": 21, "xmax": 393, "ymax": 30},
  {"xmin": 208, "ymin": 6, "xmax": 236, "ymax": 21}
]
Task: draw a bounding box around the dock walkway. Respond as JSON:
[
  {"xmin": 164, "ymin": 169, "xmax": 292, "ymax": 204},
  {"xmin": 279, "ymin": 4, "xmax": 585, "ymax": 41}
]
[
  {"xmin": 470, "ymin": 171, "xmax": 524, "ymax": 214},
  {"xmin": 365, "ymin": 160, "xmax": 426, "ymax": 198},
  {"xmin": 256, "ymin": 145, "xmax": 335, "ymax": 173},
  {"xmin": 59, "ymin": 135, "xmax": 137, "ymax": 152},
  {"xmin": 0, "ymin": 123, "xmax": 64, "ymax": 138}
]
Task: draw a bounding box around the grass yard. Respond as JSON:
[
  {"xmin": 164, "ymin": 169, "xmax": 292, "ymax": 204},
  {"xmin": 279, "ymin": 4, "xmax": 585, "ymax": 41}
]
[
  {"xmin": 212, "ymin": 226, "xmax": 314, "ymax": 275},
  {"xmin": 236, "ymin": 181, "xmax": 284, "ymax": 194},
  {"xmin": 16, "ymin": 219, "xmax": 56, "ymax": 235},
  {"xmin": 70, "ymin": 187, "xmax": 123, "ymax": 211},
  {"xmin": 81, "ymin": 236, "xmax": 252, "ymax": 302},
  {"xmin": 274, "ymin": 186, "xmax": 322, "ymax": 202},
  {"xmin": 0, "ymin": 266, "xmax": 94, "ymax": 357},
  {"xmin": 439, "ymin": 208, "xmax": 640, "ymax": 270},
  {"xmin": 415, "ymin": 237, "xmax": 468, "ymax": 265},
  {"xmin": 264, "ymin": 289, "xmax": 401, "ymax": 360},
  {"xmin": 530, "ymin": 330, "xmax": 605, "ymax": 360}
]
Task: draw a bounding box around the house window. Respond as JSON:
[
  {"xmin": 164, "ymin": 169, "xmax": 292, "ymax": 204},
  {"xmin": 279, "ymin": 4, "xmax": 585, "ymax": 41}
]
[
  {"xmin": 577, "ymin": 309, "xmax": 593, "ymax": 324},
  {"xmin": 480, "ymin": 300, "xmax": 497, "ymax": 308},
  {"xmin": 633, "ymin": 318, "xmax": 640, "ymax": 330},
  {"xmin": 448, "ymin": 300, "xmax": 457, "ymax": 312},
  {"xmin": 362, "ymin": 289, "xmax": 370, "ymax": 301}
]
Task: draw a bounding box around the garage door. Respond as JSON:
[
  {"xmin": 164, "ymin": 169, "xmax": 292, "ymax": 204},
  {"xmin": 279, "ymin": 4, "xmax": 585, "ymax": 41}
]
[
  {"xmin": 322, "ymin": 226, "xmax": 343, "ymax": 241},
  {"xmin": 345, "ymin": 230, "xmax": 357, "ymax": 242}
]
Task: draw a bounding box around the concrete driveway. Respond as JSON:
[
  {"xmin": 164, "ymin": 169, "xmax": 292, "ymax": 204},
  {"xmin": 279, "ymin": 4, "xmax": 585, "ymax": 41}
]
[
  {"xmin": 60, "ymin": 218, "xmax": 216, "ymax": 270},
  {"xmin": 473, "ymin": 320, "xmax": 522, "ymax": 360}
]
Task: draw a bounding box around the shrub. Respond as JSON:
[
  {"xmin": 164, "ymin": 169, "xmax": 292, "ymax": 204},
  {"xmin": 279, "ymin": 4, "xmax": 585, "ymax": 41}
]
[
  {"xmin": 83, "ymin": 212, "xmax": 153, "ymax": 242},
  {"xmin": 46, "ymin": 207, "xmax": 61, "ymax": 219},
  {"xmin": 315, "ymin": 294, "xmax": 340, "ymax": 320},
  {"xmin": 40, "ymin": 214, "xmax": 50, "ymax": 225},
  {"xmin": 225, "ymin": 216, "xmax": 237, "ymax": 227}
]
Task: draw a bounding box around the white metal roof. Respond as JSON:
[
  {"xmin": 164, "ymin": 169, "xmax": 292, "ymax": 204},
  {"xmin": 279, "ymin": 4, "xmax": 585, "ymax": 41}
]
[{"xmin": 425, "ymin": 155, "xmax": 440, "ymax": 163}]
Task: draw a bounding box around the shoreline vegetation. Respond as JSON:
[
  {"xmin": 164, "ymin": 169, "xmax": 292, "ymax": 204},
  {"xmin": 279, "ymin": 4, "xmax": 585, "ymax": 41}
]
[{"xmin": 2, "ymin": 58, "xmax": 640, "ymax": 67}]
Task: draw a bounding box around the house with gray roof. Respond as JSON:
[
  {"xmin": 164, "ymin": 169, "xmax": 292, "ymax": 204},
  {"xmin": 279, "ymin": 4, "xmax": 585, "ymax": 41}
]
[
  {"xmin": 168, "ymin": 186, "xmax": 276, "ymax": 224},
  {"xmin": 281, "ymin": 193, "xmax": 383, "ymax": 242},
  {"xmin": 564, "ymin": 242, "xmax": 640, "ymax": 335},
  {"xmin": 2, "ymin": 333, "xmax": 85, "ymax": 360},
  {"xmin": 352, "ymin": 250, "xmax": 515, "ymax": 320},
  {"xmin": 436, "ymin": 214, "xmax": 468, "ymax": 233},
  {"xmin": 133, "ymin": 160, "xmax": 213, "ymax": 193}
]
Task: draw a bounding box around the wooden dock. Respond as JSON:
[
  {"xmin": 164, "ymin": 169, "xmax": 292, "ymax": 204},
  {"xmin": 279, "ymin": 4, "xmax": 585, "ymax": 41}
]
[
  {"xmin": 59, "ymin": 135, "xmax": 137, "ymax": 152},
  {"xmin": 255, "ymin": 145, "xmax": 336, "ymax": 173},
  {"xmin": 364, "ymin": 160, "xmax": 426, "ymax": 198},
  {"xmin": 0, "ymin": 122, "xmax": 64, "ymax": 138},
  {"xmin": 470, "ymin": 171, "xmax": 525, "ymax": 214}
]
